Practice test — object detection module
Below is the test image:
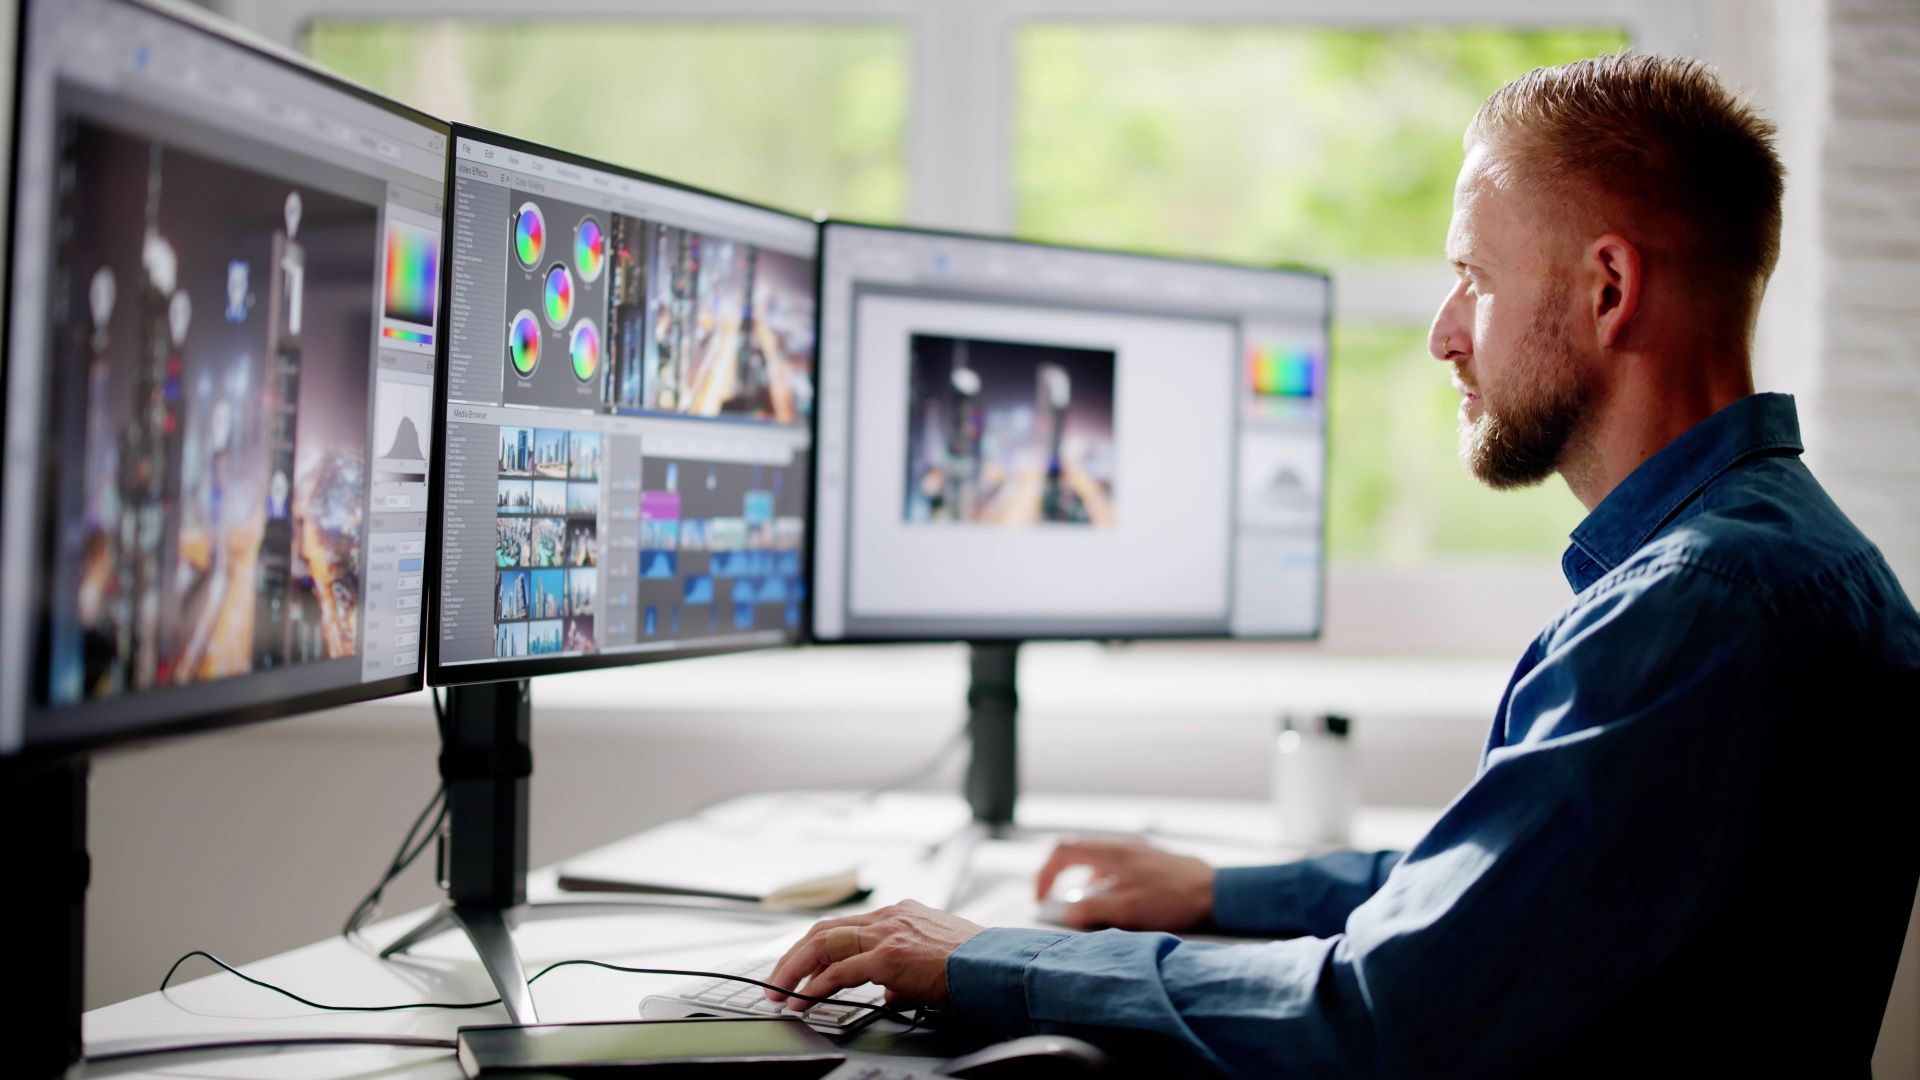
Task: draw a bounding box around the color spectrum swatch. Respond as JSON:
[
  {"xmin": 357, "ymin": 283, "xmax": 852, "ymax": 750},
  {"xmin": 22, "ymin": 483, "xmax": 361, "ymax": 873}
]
[
  {"xmin": 1249, "ymin": 346, "xmax": 1317, "ymax": 399},
  {"xmin": 543, "ymin": 264, "xmax": 573, "ymax": 328},
  {"xmin": 509, "ymin": 309, "xmax": 541, "ymax": 376},
  {"xmin": 514, "ymin": 202, "xmax": 545, "ymax": 268},
  {"xmin": 383, "ymin": 221, "xmax": 438, "ymax": 326},
  {"xmin": 571, "ymin": 318, "xmax": 601, "ymax": 382},
  {"xmin": 575, "ymin": 217, "xmax": 605, "ymax": 282}
]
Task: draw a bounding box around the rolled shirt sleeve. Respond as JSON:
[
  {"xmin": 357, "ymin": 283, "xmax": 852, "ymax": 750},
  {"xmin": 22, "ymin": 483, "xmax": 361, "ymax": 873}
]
[{"xmin": 1212, "ymin": 850, "xmax": 1405, "ymax": 938}]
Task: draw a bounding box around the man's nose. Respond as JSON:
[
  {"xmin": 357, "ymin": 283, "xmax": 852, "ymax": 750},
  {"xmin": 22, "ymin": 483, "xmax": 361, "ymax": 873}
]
[{"xmin": 1428, "ymin": 287, "xmax": 1470, "ymax": 363}]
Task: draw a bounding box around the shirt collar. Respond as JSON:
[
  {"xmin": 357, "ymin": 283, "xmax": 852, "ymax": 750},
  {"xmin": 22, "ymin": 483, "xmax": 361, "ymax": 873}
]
[{"xmin": 1562, "ymin": 393, "xmax": 1804, "ymax": 592}]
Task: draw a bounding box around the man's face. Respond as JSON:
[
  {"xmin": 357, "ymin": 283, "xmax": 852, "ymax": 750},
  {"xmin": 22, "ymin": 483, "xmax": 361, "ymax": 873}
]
[{"xmin": 1428, "ymin": 142, "xmax": 1597, "ymax": 489}]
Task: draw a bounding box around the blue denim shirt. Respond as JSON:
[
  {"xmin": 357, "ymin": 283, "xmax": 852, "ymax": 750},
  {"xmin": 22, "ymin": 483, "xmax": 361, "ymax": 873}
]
[{"xmin": 946, "ymin": 394, "xmax": 1920, "ymax": 1077}]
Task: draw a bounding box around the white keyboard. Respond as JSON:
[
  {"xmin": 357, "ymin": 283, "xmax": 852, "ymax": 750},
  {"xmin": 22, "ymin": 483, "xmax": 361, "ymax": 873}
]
[{"xmin": 640, "ymin": 955, "xmax": 888, "ymax": 1032}]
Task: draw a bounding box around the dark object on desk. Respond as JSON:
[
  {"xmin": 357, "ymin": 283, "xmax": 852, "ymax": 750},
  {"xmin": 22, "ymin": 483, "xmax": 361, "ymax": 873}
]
[
  {"xmin": 934, "ymin": 1034, "xmax": 1108, "ymax": 1078},
  {"xmin": 456, "ymin": 1017, "xmax": 846, "ymax": 1077}
]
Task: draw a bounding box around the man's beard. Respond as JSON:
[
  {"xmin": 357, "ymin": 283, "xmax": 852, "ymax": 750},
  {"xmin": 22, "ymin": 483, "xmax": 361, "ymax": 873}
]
[{"xmin": 1458, "ymin": 287, "xmax": 1594, "ymax": 490}]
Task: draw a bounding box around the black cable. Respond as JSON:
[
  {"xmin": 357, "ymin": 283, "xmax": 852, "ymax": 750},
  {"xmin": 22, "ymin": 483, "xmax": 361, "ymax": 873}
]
[
  {"xmin": 342, "ymin": 688, "xmax": 452, "ymax": 938},
  {"xmin": 526, "ymin": 959, "xmax": 925, "ymax": 1026},
  {"xmin": 161, "ymin": 950, "xmax": 924, "ymax": 1026},
  {"xmin": 163, "ymin": 951, "xmax": 498, "ymax": 1011},
  {"xmin": 85, "ymin": 1034, "xmax": 456, "ymax": 1065},
  {"xmin": 859, "ymin": 718, "xmax": 971, "ymax": 800},
  {"xmin": 342, "ymin": 782, "xmax": 445, "ymax": 937}
]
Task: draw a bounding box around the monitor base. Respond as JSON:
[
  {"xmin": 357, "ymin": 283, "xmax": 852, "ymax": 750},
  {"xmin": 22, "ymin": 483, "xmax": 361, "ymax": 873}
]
[
  {"xmin": 3, "ymin": 754, "xmax": 87, "ymax": 1076},
  {"xmin": 380, "ymin": 679, "xmax": 540, "ymax": 1021},
  {"xmin": 380, "ymin": 896, "xmax": 789, "ymax": 1024}
]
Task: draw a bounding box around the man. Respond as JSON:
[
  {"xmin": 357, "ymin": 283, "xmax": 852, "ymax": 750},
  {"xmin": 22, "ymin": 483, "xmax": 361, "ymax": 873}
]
[{"xmin": 766, "ymin": 54, "xmax": 1920, "ymax": 1075}]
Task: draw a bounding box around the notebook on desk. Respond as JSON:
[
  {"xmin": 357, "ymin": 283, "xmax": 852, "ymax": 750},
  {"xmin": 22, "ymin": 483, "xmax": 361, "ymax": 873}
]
[{"xmin": 556, "ymin": 823, "xmax": 872, "ymax": 910}]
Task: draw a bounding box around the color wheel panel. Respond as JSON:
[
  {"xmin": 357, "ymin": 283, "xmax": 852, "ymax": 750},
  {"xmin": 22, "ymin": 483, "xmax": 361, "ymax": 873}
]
[
  {"xmin": 513, "ymin": 202, "xmax": 545, "ymax": 269},
  {"xmin": 543, "ymin": 263, "xmax": 573, "ymax": 328},
  {"xmin": 571, "ymin": 318, "xmax": 601, "ymax": 382},
  {"xmin": 509, "ymin": 309, "xmax": 540, "ymax": 376},
  {"xmin": 575, "ymin": 217, "xmax": 606, "ymax": 282}
]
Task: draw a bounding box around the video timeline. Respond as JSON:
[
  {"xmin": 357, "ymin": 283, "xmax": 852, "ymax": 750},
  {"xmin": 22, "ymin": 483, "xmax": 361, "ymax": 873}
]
[{"xmin": 636, "ymin": 456, "xmax": 807, "ymax": 641}]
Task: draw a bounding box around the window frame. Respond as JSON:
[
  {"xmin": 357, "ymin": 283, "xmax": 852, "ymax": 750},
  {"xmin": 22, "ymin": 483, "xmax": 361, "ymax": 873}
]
[{"xmin": 233, "ymin": 0, "xmax": 1716, "ymax": 654}]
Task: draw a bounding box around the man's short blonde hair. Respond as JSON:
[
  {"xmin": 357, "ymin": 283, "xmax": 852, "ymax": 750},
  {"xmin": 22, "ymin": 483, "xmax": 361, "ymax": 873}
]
[{"xmin": 1467, "ymin": 53, "xmax": 1784, "ymax": 324}]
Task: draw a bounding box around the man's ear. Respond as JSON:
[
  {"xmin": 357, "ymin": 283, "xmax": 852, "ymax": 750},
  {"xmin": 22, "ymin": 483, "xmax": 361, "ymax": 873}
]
[{"xmin": 1588, "ymin": 234, "xmax": 1641, "ymax": 350}]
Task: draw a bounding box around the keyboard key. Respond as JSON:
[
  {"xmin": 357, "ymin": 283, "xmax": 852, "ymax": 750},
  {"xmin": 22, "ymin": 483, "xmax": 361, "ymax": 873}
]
[{"xmin": 645, "ymin": 954, "xmax": 888, "ymax": 1032}]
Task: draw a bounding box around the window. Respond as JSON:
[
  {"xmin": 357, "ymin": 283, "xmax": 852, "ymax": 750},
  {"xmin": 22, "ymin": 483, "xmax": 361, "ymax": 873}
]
[
  {"xmin": 285, "ymin": 4, "xmax": 1673, "ymax": 651},
  {"xmin": 1014, "ymin": 25, "xmax": 1628, "ymax": 560},
  {"xmin": 304, "ymin": 21, "xmax": 908, "ymax": 221}
]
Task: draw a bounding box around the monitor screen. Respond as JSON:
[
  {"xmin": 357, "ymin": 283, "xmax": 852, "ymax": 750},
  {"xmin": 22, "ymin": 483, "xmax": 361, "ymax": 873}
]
[
  {"xmin": 811, "ymin": 223, "xmax": 1329, "ymax": 641},
  {"xmin": 0, "ymin": 0, "xmax": 450, "ymax": 758},
  {"xmin": 427, "ymin": 128, "xmax": 816, "ymax": 684}
]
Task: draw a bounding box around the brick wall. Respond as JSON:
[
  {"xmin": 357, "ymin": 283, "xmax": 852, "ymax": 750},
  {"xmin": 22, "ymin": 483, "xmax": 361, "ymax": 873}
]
[
  {"xmin": 1798, "ymin": 0, "xmax": 1920, "ymax": 596},
  {"xmin": 1786, "ymin": 3, "xmax": 1920, "ymax": 1074},
  {"xmin": 1743, "ymin": 1, "xmax": 1920, "ymax": 1073}
]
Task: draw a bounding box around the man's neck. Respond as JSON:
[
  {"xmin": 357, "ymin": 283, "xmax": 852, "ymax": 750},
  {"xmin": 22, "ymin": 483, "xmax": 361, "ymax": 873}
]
[{"xmin": 1559, "ymin": 351, "xmax": 1756, "ymax": 511}]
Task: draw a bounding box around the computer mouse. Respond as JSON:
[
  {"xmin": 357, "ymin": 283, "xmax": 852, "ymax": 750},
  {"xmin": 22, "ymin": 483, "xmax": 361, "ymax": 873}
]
[
  {"xmin": 935, "ymin": 1034, "xmax": 1109, "ymax": 1078},
  {"xmin": 1037, "ymin": 878, "xmax": 1112, "ymax": 926}
]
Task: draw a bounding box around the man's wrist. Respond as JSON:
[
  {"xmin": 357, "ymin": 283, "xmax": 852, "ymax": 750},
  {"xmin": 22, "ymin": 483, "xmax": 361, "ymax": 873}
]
[
  {"xmin": 946, "ymin": 927, "xmax": 1073, "ymax": 1035},
  {"xmin": 1193, "ymin": 866, "xmax": 1218, "ymax": 924}
]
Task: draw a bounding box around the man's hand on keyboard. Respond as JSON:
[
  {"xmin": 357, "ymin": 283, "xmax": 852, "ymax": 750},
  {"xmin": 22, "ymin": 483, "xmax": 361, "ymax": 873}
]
[{"xmin": 765, "ymin": 899, "xmax": 984, "ymax": 1009}]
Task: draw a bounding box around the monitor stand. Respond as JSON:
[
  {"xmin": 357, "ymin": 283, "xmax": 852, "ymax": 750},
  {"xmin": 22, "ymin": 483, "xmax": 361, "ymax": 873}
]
[
  {"xmin": 5, "ymin": 754, "xmax": 88, "ymax": 1075},
  {"xmin": 965, "ymin": 642, "xmax": 1020, "ymax": 833},
  {"xmin": 380, "ymin": 680, "xmax": 721, "ymax": 1024}
]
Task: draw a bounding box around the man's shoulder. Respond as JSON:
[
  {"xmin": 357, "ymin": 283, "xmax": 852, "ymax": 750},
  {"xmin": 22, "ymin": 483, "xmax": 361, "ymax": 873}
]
[
  {"xmin": 1552, "ymin": 454, "xmax": 1918, "ymax": 667},
  {"xmin": 1606, "ymin": 455, "xmax": 1882, "ymax": 609}
]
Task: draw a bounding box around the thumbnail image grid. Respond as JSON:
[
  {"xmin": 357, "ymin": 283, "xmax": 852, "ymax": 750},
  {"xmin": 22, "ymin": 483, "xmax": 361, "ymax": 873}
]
[
  {"xmin": 635, "ymin": 456, "xmax": 808, "ymax": 643},
  {"xmin": 903, "ymin": 334, "xmax": 1117, "ymax": 528},
  {"xmin": 493, "ymin": 424, "xmax": 600, "ymax": 658},
  {"xmin": 44, "ymin": 115, "xmax": 381, "ymax": 706},
  {"xmin": 607, "ymin": 220, "xmax": 815, "ymax": 425}
]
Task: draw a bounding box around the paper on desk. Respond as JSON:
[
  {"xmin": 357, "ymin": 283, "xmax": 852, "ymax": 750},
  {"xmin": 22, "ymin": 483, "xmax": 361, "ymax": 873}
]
[{"xmin": 556, "ymin": 821, "xmax": 872, "ymax": 910}]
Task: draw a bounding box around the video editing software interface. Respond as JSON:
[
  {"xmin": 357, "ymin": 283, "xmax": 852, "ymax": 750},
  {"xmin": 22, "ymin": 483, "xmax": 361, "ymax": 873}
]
[
  {"xmin": 0, "ymin": 0, "xmax": 449, "ymax": 754},
  {"xmin": 433, "ymin": 133, "xmax": 815, "ymax": 675},
  {"xmin": 813, "ymin": 224, "xmax": 1329, "ymax": 641}
]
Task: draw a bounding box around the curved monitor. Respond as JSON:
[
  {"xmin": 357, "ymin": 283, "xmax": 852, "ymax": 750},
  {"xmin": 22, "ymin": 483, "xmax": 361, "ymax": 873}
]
[
  {"xmin": 426, "ymin": 126, "xmax": 816, "ymax": 685},
  {"xmin": 811, "ymin": 222, "xmax": 1329, "ymax": 642},
  {"xmin": 0, "ymin": 0, "xmax": 450, "ymax": 760}
]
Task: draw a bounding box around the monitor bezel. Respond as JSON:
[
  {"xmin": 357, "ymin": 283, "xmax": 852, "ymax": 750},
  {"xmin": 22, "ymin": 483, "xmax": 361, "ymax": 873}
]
[
  {"xmin": 806, "ymin": 218, "xmax": 1332, "ymax": 647},
  {"xmin": 0, "ymin": 0, "xmax": 450, "ymax": 765},
  {"xmin": 425, "ymin": 122, "xmax": 819, "ymax": 688}
]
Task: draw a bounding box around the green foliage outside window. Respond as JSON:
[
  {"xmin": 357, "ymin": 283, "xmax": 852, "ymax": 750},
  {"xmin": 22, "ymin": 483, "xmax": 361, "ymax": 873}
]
[
  {"xmin": 305, "ymin": 19, "xmax": 1623, "ymax": 561},
  {"xmin": 305, "ymin": 21, "xmax": 907, "ymax": 221},
  {"xmin": 1016, "ymin": 26, "xmax": 1626, "ymax": 557}
]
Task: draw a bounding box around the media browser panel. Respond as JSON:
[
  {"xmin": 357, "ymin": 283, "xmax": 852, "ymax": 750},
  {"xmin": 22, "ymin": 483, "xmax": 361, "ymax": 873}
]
[
  {"xmin": 429, "ymin": 129, "xmax": 815, "ymax": 683},
  {"xmin": 0, "ymin": 0, "xmax": 450, "ymax": 756},
  {"xmin": 812, "ymin": 223, "xmax": 1328, "ymax": 642}
]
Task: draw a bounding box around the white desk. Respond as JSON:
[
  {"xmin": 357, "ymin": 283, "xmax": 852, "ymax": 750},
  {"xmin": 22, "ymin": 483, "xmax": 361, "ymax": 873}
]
[{"xmin": 79, "ymin": 793, "xmax": 1439, "ymax": 1077}]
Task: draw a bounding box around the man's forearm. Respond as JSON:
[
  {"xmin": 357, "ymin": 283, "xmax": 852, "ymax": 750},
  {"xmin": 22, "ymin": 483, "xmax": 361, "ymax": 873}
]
[
  {"xmin": 1212, "ymin": 850, "xmax": 1404, "ymax": 938},
  {"xmin": 948, "ymin": 926, "xmax": 1377, "ymax": 1077}
]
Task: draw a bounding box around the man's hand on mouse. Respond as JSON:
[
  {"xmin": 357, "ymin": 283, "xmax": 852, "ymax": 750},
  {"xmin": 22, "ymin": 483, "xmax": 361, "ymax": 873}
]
[
  {"xmin": 1034, "ymin": 837, "xmax": 1216, "ymax": 931},
  {"xmin": 765, "ymin": 899, "xmax": 985, "ymax": 1008}
]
